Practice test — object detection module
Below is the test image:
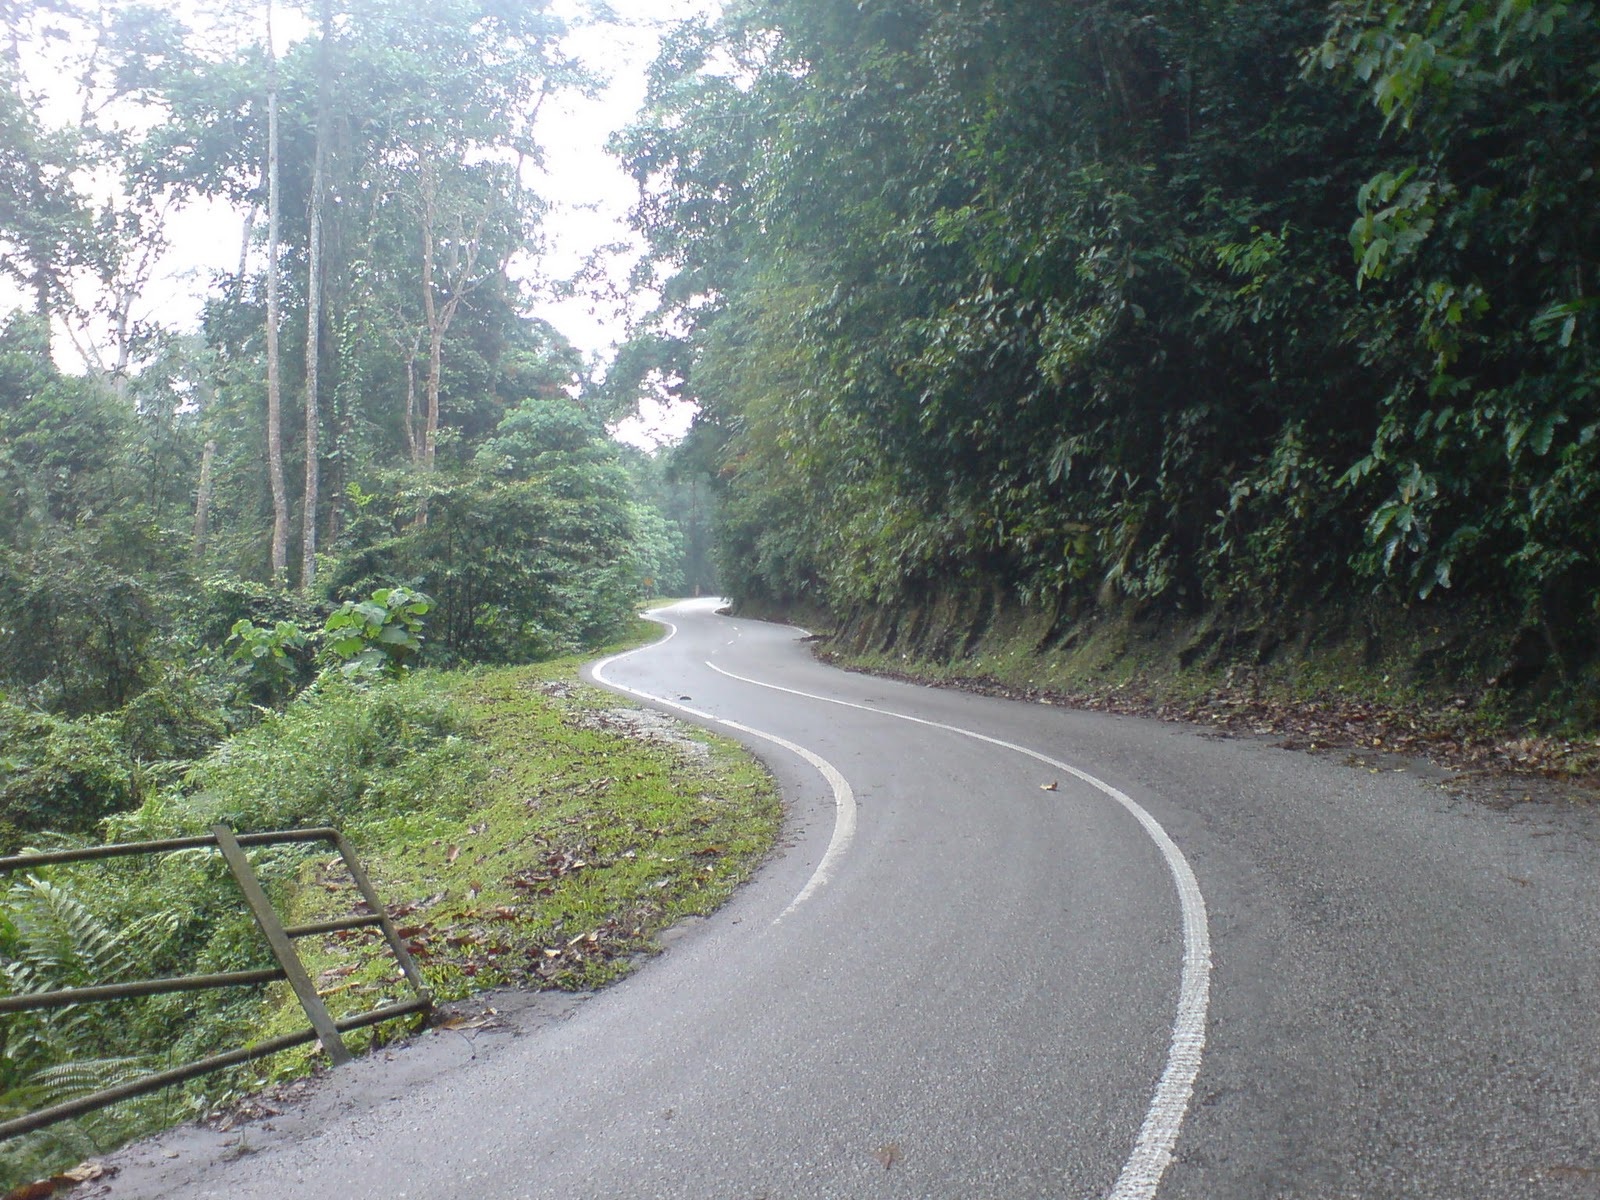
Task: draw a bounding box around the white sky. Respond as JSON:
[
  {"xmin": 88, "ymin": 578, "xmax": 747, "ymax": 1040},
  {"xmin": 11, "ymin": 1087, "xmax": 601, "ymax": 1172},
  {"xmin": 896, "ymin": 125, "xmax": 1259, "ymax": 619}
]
[
  {"xmin": 540, "ymin": 0, "xmax": 712, "ymax": 446},
  {"xmin": 6, "ymin": 0, "xmax": 712, "ymax": 446}
]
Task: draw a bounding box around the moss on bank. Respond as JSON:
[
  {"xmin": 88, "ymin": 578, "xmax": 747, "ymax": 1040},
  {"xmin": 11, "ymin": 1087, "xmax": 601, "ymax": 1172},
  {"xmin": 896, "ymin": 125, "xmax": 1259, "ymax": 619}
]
[{"xmin": 793, "ymin": 587, "xmax": 1600, "ymax": 778}]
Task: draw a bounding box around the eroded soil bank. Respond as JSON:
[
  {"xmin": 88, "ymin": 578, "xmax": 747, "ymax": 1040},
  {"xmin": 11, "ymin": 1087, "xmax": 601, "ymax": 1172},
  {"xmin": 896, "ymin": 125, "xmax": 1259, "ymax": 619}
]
[{"xmin": 745, "ymin": 586, "xmax": 1600, "ymax": 806}]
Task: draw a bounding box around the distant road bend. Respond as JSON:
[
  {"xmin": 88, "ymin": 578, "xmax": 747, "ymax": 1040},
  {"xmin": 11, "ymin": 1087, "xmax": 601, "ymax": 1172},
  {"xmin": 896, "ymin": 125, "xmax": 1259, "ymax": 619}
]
[{"xmin": 98, "ymin": 597, "xmax": 1600, "ymax": 1199}]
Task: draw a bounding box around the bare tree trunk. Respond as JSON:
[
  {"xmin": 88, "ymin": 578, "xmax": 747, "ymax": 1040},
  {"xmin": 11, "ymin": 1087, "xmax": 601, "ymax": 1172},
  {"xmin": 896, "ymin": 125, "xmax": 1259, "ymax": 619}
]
[
  {"xmin": 419, "ymin": 159, "xmax": 442, "ymax": 479},
  {"xmin": 300, "ymin": 0, "xmax": 332, "ymax": 592},
  {"xmin": 414, "ymin": 160, "xmax": 444, "ymax": 527},
  {"xmin": 402, "ymin": 326, "xmax": 423, "ymax": 466},
  {"xmin": 265, "ymin": 0, "xmax": 290, "ymax": 586},
  {"xmin": 415, "ymin": 155, "xmax": 489, "ymax": 489},
  {"xmin": 193, "ymin": 439, "xmax": 218, "ymax": 557},
  {"xmin": 236, "ymin": 205, "xmax": 257, "ymax": 282}
]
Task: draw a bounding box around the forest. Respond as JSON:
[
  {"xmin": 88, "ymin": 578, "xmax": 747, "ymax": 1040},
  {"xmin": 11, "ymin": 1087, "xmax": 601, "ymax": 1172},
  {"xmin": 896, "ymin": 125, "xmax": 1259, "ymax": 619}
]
[
  {"xmin": 0, "ymin": 0, "xmax": 720, "ymax": 849},
  {"xmin": 616, "ymin": 0, "xmax": 1599, "ymax": 725},
  {"xmin": 3, "ymin": 0, "xmax": 1595, "ymax": 842}
]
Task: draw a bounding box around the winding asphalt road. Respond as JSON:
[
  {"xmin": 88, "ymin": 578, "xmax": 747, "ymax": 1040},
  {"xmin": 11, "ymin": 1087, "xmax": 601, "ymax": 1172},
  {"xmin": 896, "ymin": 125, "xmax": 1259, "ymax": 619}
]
[{"xmin": 96, "ymin": 598, "xmax": 1600, "ymax": 1198}]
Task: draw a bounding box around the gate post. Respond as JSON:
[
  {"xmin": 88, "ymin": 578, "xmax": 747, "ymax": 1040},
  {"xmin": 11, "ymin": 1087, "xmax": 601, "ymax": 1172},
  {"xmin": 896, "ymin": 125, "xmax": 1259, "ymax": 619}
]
[{"xmin": 212, "ymin": 824, "xmax": 353, "ymax": 1065}]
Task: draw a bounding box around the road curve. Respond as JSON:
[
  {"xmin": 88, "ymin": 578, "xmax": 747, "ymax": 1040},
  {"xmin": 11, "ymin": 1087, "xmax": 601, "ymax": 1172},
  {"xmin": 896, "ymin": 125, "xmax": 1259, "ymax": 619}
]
[{"xmin": 94, "ymin": 599, "xmax": 1600, "ymax": 1199}]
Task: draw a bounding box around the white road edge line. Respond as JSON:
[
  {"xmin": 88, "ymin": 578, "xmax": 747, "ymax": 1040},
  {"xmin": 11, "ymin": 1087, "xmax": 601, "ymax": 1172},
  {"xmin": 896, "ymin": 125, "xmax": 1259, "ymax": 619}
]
[
  {"xmin": 705, "ymin": 660, "xmax": 1211, "ymax": 1200},
  {"xmin": 589, "ymin": 615, "xmax": 856, "ymax": 926}
]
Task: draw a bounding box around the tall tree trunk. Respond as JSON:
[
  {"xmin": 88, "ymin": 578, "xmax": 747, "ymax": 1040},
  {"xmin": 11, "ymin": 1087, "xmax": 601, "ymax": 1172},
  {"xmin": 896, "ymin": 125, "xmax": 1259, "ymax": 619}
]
[
  {"xmin": 402, "ymin": 326, "xmax": 423, "ymax": 466},
  {"xmin": 419, "ymin": 158, "xmax": 442, "ymax": 479},
  {"xmin": 236, "ymin": 205, "xmax": 257, "ymax": 283},
  {"xmin": 192, "ymin": 439, "xmax": 218, "ymax": 558},
  {"xmin": 414, "ymin": 154, "xmax": 487, "ymax": 509},
  {"xmin": 264, "ymin": 0, "xmax": 290, "ymax": 586},
  {"xmin": 300, "ymin": 0, "xmax": 332, "ymax": 592}
]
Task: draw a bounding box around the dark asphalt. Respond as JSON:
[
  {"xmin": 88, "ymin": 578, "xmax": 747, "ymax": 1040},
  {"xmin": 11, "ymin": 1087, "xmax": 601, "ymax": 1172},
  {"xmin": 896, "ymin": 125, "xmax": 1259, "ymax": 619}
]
[{"xmin": 91, "ymin": 599, "xmax": 1600, "ymax": 1199}]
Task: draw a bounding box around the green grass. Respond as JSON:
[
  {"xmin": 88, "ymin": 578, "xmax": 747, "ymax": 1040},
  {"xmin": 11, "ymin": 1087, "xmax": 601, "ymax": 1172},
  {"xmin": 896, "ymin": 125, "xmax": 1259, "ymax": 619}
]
[{"xmin": 259, "ymin": 632, "xmax": 781, "ymax": 1061}]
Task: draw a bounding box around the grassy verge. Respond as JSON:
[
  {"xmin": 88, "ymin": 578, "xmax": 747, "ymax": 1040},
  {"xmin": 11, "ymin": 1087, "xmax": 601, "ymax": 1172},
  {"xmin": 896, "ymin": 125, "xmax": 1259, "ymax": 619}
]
[{"xmin": 269, "ymin": 641, "xmax": 781, "ymax": 1059}]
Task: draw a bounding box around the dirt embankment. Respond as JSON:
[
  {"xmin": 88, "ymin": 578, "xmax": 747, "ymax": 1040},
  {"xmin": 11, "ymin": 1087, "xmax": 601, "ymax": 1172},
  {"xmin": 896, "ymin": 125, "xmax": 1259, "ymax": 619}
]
[{"xmin": 753, "ymin": 584, "xmax": 1600, "ymax": 808}]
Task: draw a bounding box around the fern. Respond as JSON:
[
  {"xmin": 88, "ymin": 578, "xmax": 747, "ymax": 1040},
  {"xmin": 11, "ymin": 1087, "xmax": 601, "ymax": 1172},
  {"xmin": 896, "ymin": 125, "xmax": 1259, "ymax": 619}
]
[
  {"xmin": 1, "ymin": 873, "xmax": 183, "ymax": 1083},
  {"xmin": 2, "ymin": 1054, "xmax": 150, "ymax": 1115},
  {"xmin": 0, "ymin": 875, "xmax": 179, "ymax": 1190},
  {"xmin": 0, "ymin": 1057, "xmax": 172, "ymax": 1192}
]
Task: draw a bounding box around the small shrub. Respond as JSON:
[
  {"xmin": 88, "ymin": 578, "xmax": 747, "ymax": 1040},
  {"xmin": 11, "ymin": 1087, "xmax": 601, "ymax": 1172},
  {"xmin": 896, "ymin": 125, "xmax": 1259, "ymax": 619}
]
[
  {"xmin": 0, "ymin": 702, "xmax": 133, "ymax": 837},
  {"xmin": 118, "ymin": 672, "xmax": 229, "ymax": 766},
  {"xmin": 117, "ymin": 673, "xmax": 476, "ymax": 838},
  {"xmin": 323, "ymin": 588, "xmax": 431, "ymax": 679}
]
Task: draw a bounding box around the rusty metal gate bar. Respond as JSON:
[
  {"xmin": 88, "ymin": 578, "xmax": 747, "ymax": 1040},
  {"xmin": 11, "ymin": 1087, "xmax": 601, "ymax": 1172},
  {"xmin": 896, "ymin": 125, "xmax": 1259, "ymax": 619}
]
[{"xmin": 0, "ymin": 826, "xmax": 432, "ymax": 1142}]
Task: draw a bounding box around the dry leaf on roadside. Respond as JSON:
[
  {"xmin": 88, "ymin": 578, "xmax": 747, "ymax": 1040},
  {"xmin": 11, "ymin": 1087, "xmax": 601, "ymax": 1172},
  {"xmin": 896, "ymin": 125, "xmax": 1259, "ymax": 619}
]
[
  {"xmin": 60, "ymin": 1162, "xmax": 112, "ymax": 1184},
  {"xmin": 1040, "ymin": 781, "xmax": 1058, "ymax": 791},
  {"xmin": 439, "ymin": 1014, "xmax": 494, "ymax": 1031}
]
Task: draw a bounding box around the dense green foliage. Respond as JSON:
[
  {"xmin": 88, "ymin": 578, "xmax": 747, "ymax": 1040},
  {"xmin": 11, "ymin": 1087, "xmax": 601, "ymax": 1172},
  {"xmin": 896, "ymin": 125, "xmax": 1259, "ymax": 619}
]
[
  {"xmin": 624, "ymin": 0, "xmax": 1598, "ymax": 710},
  {"xmin": 0, "ymin": 2, "xmax": 709, "ymax": 845}
]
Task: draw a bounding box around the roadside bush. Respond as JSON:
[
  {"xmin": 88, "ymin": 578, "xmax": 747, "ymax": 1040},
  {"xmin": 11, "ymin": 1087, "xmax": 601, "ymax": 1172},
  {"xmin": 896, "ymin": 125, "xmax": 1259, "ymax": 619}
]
[
  {"xmin": 324, "ymin": 468, "xmax": 640, "ymax": 664},
  {"xmin": 0, "ymin": 701, "xmax": 133, "ymax": 840},
  {"xmin": 111, "ymin": 672, "xmax": 481, "ymax": 839}
]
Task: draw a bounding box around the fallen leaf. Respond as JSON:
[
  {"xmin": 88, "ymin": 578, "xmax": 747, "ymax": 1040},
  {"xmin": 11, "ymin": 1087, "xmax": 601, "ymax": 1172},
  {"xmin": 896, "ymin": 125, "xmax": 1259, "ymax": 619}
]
[
  {"xmin": 874, "ymin": 1143, "xmax": 902, "ymax": 1170},
  {"xmin": 446, "ymin": 844, "xmax": 461, "ymax": 864},
  {"xmin": 438, "ymin": 1014, "xmax": 493, "ymax": 1031},
  {"xmin": 1540, "ymin": 1165, "xmax": 1597, "ymax": 1181},
  {"xmin": 59, "ymin": 1162, "xmax": 112, "ymax": 1184},
  {"xmin": 1040, "ymin": 781, "xmax": 1058, "ymax": 791}
]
